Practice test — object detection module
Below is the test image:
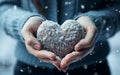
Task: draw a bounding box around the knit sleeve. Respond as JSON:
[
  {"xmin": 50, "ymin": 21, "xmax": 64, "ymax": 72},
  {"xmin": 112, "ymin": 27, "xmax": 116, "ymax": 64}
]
[
  {"xmin": 72, "ymin": 0, "xmax": 120, "ymax": 66},
  {"xmin": 0, "ymin": 0, "xmax": 45, "ymax": 42},
  {"xmin": 74, "ymin": 0, "xmax": 120, "ymax": 40}
]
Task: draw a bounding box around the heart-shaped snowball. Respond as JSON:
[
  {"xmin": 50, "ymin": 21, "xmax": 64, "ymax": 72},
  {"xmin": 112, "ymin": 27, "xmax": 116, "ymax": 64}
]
[{"xmin": 37, "ymin": 20, "xmax": 85, "ymax": 58}]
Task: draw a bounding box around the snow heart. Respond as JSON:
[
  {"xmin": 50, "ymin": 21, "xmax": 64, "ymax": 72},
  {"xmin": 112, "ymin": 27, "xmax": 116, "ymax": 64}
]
[{"xmin": 37, "ymin": 20, "xmax": 85, "ymax": 58}]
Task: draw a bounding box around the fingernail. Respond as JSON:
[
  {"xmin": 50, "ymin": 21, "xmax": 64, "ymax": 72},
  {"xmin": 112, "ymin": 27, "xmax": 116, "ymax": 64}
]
[{"xmin": 33, "ymin": 44, "xmax": 40, "ymax": 50}]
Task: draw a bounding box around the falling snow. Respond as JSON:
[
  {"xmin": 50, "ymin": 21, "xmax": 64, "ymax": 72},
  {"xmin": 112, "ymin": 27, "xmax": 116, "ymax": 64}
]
[
  {"xmin": 68, "ymin": 2, "xmax": 72, "ymax": 5},
  {"xmin": 102, "ymin": 19, "xmax": 107, "ymax": 25},
  {"xmin": 34, "ymin": 65, "xmax": 38, "ymax": 68},
  {"xmin": 89, "ymin": 51, "xmax": 95, "ymax": 55},
  {"xmin": 115, "ymin": 9, "xmax": 119, "ymax": 12},
  {"xmin": 66, "ymin": 72, "xmax": 69, "ymax": 75},
  {"xmin": 64, "ymin": 1, "xmax": 72, "ymax": 5},
  {"xmin": 20, "ymin": 69, "xmax": 24, "ymax": 72},
  {"xmin": 44, "ymin": 6, "xmax": 48, "ymax": 9},
  {"xmin": 83, "ymin": 64, "xmax": 88, "ymax": 69},
  {"xmin": 114, "ymin": 49, "xmax": 120, "ymax": 54},
  {"xmin": 106, "ymin": 27, "xmax": 110, "ymax": 31},
  {"xmin": 65, "ymin": 1, "xmax": 69, "ymax": 5},
  {"xmin": 116, "ymin": 49, "xmax": 120, "ymax": 53},
  {"xmin": 99, "ymin": 60, "xmax": 102, "ymax": 63},
  {"xmin": 89, "ymin": 53, "xmax": 93, "ymax": 55},
  {"xmin": 40, "ymin": 60, "xmax": 42, "ymax": 62},
  {"xmin": 100, "ymin": 43, "xmax": 103, "ymax": 46},
  {"xmin": 119, "ymin": 10, "xmax": 120, "ymax": 13},
  {"xmin": 81, "ymin": 5, "xmax": 85, "ymax": 9},
  {"xmin": 65, "ymin": 13, "xmax": 68, "ymax": 16},
  {"xmin": 0, "ymin": 1, "xmax": 120, "ymax": 75},
  {"xmin": 13, "ymin": 5, "xmax": 17, "ymax": 10}
]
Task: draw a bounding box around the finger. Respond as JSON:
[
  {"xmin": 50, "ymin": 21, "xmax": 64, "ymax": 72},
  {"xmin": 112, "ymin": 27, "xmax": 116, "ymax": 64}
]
[
  {"xmin": 61, "ymin": 46, "xmax": 94, "ymax": 70},
  {"xmin": 75, "ymin": 26, "xmax": 97, "ymax": 51},
  {"xmin": 41, "ymin": 56, "xmax": 61, "ymax": 71},
  {"xmin": 26, "ymin": 44, "xmax": 56, "ymax": 61},
  {"xmin": 22, "ymin": 30, "xmax": 41, "ymax": 50},
  {"xmin": 50, "ymin": 56, "xmax": 61, "ymax": 71},
  {"xmin": 60, "ymin": 51, "xmax": 82, "ymax": 70}
]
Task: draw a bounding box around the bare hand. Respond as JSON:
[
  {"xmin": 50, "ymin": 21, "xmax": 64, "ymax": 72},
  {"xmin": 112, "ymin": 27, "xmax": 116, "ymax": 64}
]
[
  {"xmin": 21, "ymin": 16, "xmax": 61, "ymax": 69},
  {"xmin": 60, "ymin": 16, "xmax": 98, "ymax": 71}
]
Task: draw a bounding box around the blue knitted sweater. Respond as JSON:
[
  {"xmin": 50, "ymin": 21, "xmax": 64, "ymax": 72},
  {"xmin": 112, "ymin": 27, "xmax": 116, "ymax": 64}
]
[{"xmin": 0, "ymin": 0, "xmax": 120, "ymax": 70}]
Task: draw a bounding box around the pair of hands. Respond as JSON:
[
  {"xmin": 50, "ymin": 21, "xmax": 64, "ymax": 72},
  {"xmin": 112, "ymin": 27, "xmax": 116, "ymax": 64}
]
[{"xmin": 21, "ymin": 16, "xmax": 98, "ymax": 71}]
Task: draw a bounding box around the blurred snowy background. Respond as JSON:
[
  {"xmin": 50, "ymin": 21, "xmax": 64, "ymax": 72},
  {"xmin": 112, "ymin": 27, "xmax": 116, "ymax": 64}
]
[{"xmin": 0, "ymin": 27, "xmax": 120, "ymax": 75}]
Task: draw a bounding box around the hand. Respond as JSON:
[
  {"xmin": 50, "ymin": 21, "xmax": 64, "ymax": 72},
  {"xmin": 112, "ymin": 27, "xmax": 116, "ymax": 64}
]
[
  {"xmin": 21, "ymin": 16, "xmax": 61, "ymax": 70},
  {"xmin": 60, "ymin": 16, "xmax": 98, "ymax": 71}
]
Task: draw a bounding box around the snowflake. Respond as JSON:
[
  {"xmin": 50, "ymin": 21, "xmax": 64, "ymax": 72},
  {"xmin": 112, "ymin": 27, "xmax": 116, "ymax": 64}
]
[
  {"xmin": 40, "ymin": 60, "xmax": 42, "ymax": 62},
  {"xmin": 102, "ymin": 19, "xmax": 107, "ymax": 25},
  {"xmin": 81, "ymin": 5, "xmax": 85, "ymax": 9},
  {"xmin": 89, "ymin": 51, "xmax": 95, "ymax": 55},
  {"xmin": 99, "ymin": 60, "xmax": 102, "ymax": 63},
  {"xmin": 65, "ymin": 13, "xmax": 68, "ymax": 16},
  {"xmin": 116, "ymin": 49, "xmax": 120, "ymax": 53},
  {"xmin": 119, "ymin": 10, "xmax": 120, "ymax": 13},
  {"xmin": 113, "ymin": 49, "xmax": 120, "ymax": 54},
  {"xmin": 34, "ymin": 65, "xmax": 38, "ymax": 68},
  {"xmin": 66, "ymin": 73, "xmax": 69, "ymax": 75},
  {"xmin": 13, "ymin": 5, "xmax": 17, "ymax": 10},
  {"xmin": 68, "ymin": 2, "xmax": 72, "ymax": 4},
  {"xmin": 100, "ymin": 43, "xmax": 103, "ymax": 46},
  {"xmin": 64, "ymin": 1, "xmax": 72, "ymax": 5},
  {"xmin": 83, "ymin": 64, "xmax": 88, "ymax": 69},
  {"xmin": 45, "ymin": 6, "xmax": 48, "ymax": 9},
  {"xmin": 65, "ymin": 1, "xmax": 69, "ymax": 5},
  {"xmin": 106, "ymin": 27, "xmax": 110, "ymax": 31},
  {"xmin": 20, "ymin": 69, "xmax": 24, "ymax": 72},
  {"xmin": 115, "ymin": 9, "xmax": 119, "ymax": 12}
]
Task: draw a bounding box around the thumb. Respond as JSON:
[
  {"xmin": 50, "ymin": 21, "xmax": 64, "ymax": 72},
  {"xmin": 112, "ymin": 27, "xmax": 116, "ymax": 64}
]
[{"xmin": 22, "ymin": 30, "xmax": 41, "ymax": 50}]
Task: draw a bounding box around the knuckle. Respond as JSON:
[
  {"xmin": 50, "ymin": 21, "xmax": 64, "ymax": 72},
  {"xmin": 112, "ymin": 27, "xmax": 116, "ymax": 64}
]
[{"xmin": 26, "ymin": 38, "xmax": 33, "ymax": 45}]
